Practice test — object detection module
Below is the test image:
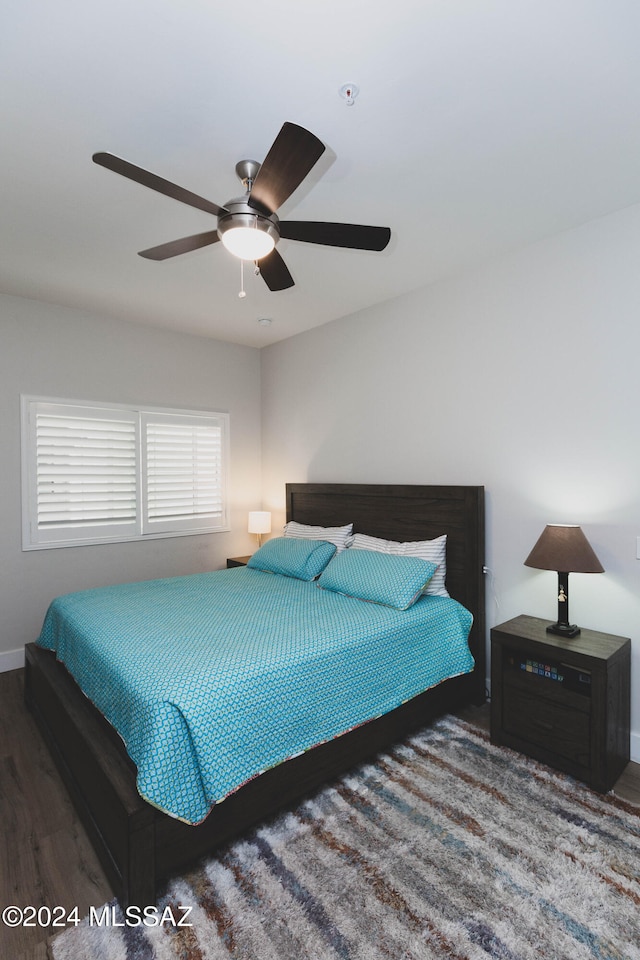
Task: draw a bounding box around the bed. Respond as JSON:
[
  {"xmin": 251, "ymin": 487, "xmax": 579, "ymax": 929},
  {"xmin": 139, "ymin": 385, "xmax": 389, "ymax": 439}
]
[{"xmin": 25, "ymin": 482, "xmax": 485, "ymax": 907}]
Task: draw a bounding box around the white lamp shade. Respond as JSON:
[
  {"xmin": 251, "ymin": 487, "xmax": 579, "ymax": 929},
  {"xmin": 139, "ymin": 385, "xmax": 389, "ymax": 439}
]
[{"xmin": 248, "ymin": 511, "xmax": 272, "ymax": 535}]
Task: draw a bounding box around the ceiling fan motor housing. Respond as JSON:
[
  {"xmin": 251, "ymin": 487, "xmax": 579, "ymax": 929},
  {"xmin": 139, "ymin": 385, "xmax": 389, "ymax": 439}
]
[{"xmin": 217, "ymin": 197, "xmax": 281, "ymax": 255}]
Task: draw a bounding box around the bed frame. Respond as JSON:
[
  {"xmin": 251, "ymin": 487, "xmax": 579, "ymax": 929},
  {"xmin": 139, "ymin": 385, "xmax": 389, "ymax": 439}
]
[{"xmin": 25, "ymin": 483, "xmax": 485, "ymax": 907}]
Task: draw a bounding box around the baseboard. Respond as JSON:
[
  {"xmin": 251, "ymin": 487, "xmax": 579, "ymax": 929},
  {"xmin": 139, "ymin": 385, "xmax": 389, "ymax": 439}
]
[{"xmin": 0, "ymin": 646, "xmax": 26, "ymax": 672}]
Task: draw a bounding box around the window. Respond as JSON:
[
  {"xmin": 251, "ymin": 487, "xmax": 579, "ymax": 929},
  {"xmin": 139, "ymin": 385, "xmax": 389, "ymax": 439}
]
[{"xmin": 21, "ymin": 397, "xmax": 229, "ymax": 549}]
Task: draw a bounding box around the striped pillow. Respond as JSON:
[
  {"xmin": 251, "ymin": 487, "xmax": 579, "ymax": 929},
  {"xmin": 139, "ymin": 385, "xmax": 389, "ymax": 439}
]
[
  {"xmin": 283, "ymin": 520, "xmax": 353, "ymax": 553},
  {"xmin": 346, "ymin": 533, "xmax": 449, "ymax": 597}
]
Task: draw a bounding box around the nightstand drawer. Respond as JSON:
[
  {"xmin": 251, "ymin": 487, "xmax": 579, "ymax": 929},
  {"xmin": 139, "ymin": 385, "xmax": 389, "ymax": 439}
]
[{"xmin": 503, "ymin": 686, "xmax": 591, "ymax": 767}]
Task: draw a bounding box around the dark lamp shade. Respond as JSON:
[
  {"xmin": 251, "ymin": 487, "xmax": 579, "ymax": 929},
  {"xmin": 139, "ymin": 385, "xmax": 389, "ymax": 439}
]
[{"xmin": 524, "ymin": 524, "xmax": 604, "ymax": 574}]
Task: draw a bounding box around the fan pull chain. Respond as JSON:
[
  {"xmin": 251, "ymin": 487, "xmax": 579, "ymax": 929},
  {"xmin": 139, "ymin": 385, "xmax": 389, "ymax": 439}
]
[{"xmin": 238, "ymin": 259, "xmax": 247, "ymax": 299}]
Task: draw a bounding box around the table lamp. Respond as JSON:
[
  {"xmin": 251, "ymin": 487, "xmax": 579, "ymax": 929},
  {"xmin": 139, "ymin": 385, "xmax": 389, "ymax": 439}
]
[
  {"xmin": 248, "ymin": 511, "xmax": 271, "ymax": 548},
  {"xmin": 524, "ymin": 524, "xmax": 604, "ymax": 638}
]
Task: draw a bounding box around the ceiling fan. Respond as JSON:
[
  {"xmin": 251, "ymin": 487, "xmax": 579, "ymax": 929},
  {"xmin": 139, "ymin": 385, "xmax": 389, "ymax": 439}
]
[{"xmin": 93, "ymin": 122, "xmax": 391, "ymax": 292}]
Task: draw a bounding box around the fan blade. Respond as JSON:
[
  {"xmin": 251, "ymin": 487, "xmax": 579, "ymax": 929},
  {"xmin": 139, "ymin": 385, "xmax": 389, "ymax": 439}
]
[
  {"xmin": 248, "ymin": 123, "xmax": 325, "ymax": 215},
  {"xmin": 257, "ymin": 248, "xmax": 295, "ymax": 291},
  {"xmin": 93, "ymin": 152, "xmax": 228, "ymax": 218},
  {"xmin": 280, "ymin": 221, "xmax": 391, "ymax": 252},
  {"xmin": 138, "ymin": 231, "xmax": 220, "ymax": 261}
]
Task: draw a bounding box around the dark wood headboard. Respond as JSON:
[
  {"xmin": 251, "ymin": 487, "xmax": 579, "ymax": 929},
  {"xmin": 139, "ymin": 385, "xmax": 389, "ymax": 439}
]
[{"xmin": 287, "ymin": 483, "xmax": 486, "ymax": 699}]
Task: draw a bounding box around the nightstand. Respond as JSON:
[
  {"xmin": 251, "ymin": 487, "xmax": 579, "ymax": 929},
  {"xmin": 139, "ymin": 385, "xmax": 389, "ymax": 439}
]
[
  {"xmin": 490, "ymin": 614, "xmax": 630, "ymax": 792},
  {"xmin": 226, "ymin": 556, "xmax": 251, "ymax": 568}
]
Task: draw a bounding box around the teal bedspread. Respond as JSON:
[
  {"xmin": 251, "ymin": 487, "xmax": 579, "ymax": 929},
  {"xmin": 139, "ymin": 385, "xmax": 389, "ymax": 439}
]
[{"xmin": 37, "ymin": 567, "xmax": 474, "ymax": 824}]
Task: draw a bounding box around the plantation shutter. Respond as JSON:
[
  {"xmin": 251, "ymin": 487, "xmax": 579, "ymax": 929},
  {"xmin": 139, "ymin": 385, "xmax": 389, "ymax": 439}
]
[
  {"xmin": 22, "ymin": 398, "xmax": 230, "ymax": 549},
  {"xmin": 142, "ymin": 412, "xmax": 228, "ymax": 533},
  {"xmin": 28, "ymin": 402, "xmax": 138, "ymax": 545}
]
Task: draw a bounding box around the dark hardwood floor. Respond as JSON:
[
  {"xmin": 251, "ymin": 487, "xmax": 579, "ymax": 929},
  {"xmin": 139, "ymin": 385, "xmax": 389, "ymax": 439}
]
[
  {"xmin": 2, "ymin": 667, "xmax": 639, "ymax": 958},
  {"xmin": 1, "ymin": 668, "xmax": 112, "ymax": 960}
]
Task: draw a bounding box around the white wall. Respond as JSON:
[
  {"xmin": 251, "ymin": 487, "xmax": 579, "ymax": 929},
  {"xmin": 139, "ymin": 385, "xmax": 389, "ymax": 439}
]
[
  {"xmin": 261, "ymin": 203, "xmax": 640, "ymax": 762},
  {"xmin": 0, "ymin": 294, "xmax": 262, "ymax": 669}
]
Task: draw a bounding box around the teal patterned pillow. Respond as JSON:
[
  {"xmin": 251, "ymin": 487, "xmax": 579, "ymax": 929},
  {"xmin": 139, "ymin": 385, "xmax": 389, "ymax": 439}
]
[
  {"xmin": 316, "ymin": 548, "xmax": 437, "ymax": 610},
  {"xmin": 346, "ymin": 532, "xmax": 448, "ymax": 597},
  {"xmin": 247, "ymin": 537, "xmax": 336, "ymax": 580}
]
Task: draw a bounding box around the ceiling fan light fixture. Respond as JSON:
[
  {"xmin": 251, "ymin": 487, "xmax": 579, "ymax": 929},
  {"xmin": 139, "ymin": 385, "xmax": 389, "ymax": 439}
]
[
  {"xmin": 218, "ymin": 208, "xmax": 278, "ymax": 261},
  {"xmin": 220, "ymin": 225, "xmax": 275, "ymax": 260}
]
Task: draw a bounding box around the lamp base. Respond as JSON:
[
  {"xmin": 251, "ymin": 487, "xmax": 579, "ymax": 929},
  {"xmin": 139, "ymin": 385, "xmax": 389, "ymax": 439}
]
[{"xmin": 546, "ymin": 621, "xmax": 581, "ymax": 638}]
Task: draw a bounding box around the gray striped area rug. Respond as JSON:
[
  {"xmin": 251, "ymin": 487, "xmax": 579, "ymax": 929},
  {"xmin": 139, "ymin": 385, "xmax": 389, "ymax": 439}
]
[{"xmin": 52, "ymin": 716, "xmax": 640, "ymax": 960}]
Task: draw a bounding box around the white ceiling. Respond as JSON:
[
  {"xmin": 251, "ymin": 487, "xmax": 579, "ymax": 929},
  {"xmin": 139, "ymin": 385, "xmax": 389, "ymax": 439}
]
[{"xmin": 3, "ymin": 0, "xmax": 640, "ymax": 348}]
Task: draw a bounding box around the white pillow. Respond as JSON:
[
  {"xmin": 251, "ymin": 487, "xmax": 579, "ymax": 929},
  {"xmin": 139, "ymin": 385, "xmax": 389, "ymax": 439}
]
[
  {"xmin": 283, "ymin": 520, "xmax": 353, "ymax": 553},
  {"xmin": 346, "ymin": 532, "xmax": 449, "ymax": 597}
]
